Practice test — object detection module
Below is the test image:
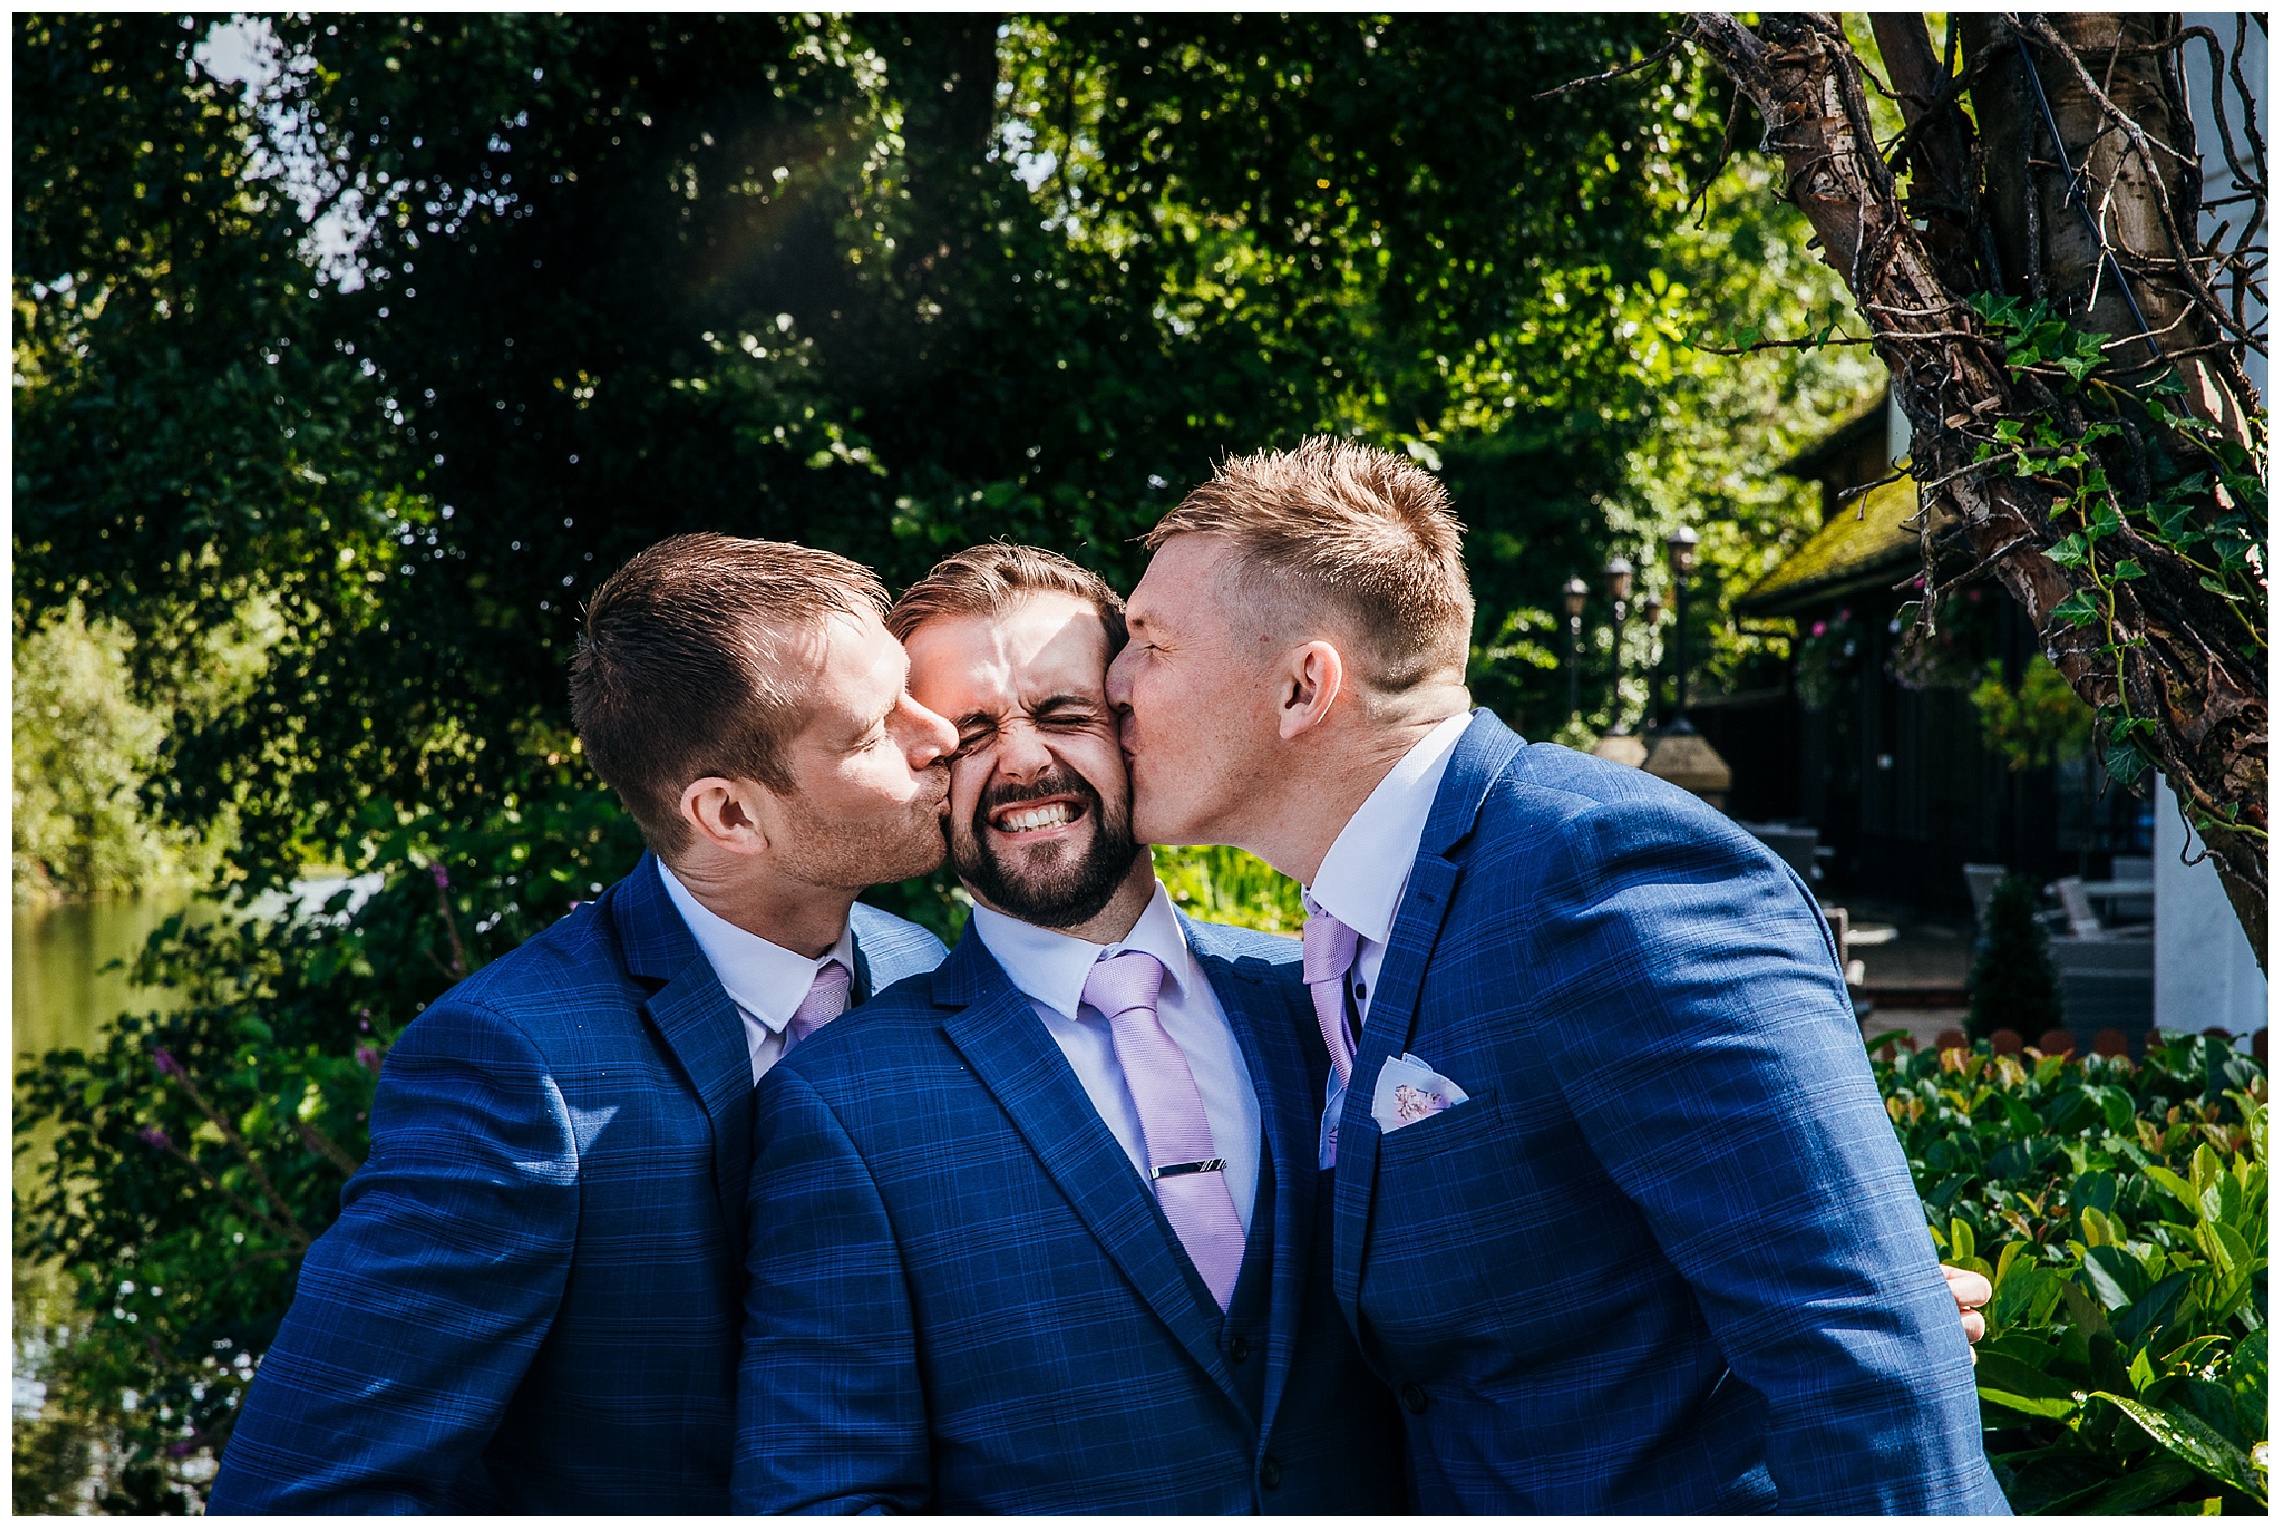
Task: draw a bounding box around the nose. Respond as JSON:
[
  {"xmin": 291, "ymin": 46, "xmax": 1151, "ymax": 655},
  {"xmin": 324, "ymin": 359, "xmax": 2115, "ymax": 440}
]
[
  {"xmin": 992, "ymin": 717, "xmax": 1055, "ymax": 781},
  {"xmin": 897, "ymin": 694, "xmax": 957, "ymax": 770},
  {"xmin": 1104, "ymin": 643, "xmax": 1134, "ymax": 709}
]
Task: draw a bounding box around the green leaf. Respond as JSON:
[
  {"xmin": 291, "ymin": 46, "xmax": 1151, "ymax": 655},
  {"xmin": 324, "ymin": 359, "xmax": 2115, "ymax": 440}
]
[
  {"xmin": 2090, "ymin": 1393, "xmax": 2268, "ymax": 1506},
  {"xmin": 1977, "ymin": 1348, "xmax": 2082, "ymax": 1419},
  {"xmin": 2113, "ymin": 558, "xmax": 2147, "ymax": 580},
  {"xmin": 2129, "ymin": 1347, "xmax": 2159, "ymax": 1394},
  {"xmin": 2041, "ymin": 1459, "xmax": 2202, "ymax": 1516},
  {"xmin": 2052, "ymin": 589, "xmax": 2103, "ymax": 627},
  {"xmin": 2191, "ymin": 1143, "xmax": 2223, "ymax": 1203},
  {"xmin": 2047, "ymin": 533, "xmax": 2091, "ymax": 568},
  {"xmin": 2085, "ymin": 1245, "xmax": 2149, "ymax": 1309}
]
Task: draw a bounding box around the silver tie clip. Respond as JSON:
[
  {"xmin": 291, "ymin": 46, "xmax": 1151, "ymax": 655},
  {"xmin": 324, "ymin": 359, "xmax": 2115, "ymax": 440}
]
[{"xmin": 1152, "ymin": 1158, "xmax": 1226, "ymax": 1180}]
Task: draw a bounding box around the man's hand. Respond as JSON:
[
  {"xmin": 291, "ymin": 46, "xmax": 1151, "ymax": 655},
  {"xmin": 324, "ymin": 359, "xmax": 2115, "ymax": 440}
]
[{"xmin": 1942, "ymin": 1264, "xmax": 1990, "ymax": 1345}]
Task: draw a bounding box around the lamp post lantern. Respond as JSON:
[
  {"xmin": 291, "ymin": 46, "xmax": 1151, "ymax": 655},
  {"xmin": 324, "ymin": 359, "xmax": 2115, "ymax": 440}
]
[
  {"xmin": 1639, "ymin": 591, "xmax": 1665, "ymax": 725},
  {"xmin": 1562, "ymin": 575, "xmax": 1589, "ymax": 722},
  {"xmin": 1664, "ymin": 527, "xmax": 1700, "ymax": 733},
  {"xmin": 1600, "ymin": 556, "xmax": 1634, "ymax": 733}
]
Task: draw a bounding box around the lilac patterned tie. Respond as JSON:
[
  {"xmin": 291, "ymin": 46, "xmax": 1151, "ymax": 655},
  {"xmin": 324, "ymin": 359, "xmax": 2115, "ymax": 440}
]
[
  {"xmin": 1084, "ymin": 951, "xmax": 1247, "ymax": 1308},
  {"xmin": 781, "ymin": 960, "xmax": 851, "ymax": 1057},
  {"xmin": 1302, "ymin": 911, "xmax": 1361, "ymax": 1091}
]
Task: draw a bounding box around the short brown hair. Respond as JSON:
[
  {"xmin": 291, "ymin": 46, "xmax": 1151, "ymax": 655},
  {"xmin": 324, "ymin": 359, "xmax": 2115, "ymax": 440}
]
[
  {"xmin": 1143, "ymin": 436, "xmax": 1472, "ymax": 691},
  {"xmin": 571, "ymin": 532, "xmax": 887, "ymax": 855},
  {"xmin": 887, "ymin": 542, "xmax": 1126, "ymax": 651}
]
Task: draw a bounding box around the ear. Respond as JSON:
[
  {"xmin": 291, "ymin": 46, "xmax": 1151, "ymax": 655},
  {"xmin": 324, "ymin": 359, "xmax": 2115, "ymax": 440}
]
[
  {"xmin": 1275, "ymin": 640, "xmax": 1346, "ymax": 740},
  {"xmin": 678, "ymin": 775, "xmax": 775, "ymax": 858}
]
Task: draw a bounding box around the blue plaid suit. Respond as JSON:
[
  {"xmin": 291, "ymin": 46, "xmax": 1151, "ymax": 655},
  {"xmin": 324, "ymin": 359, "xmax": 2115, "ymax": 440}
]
[
  {"xmin": 733, "ymin": 916, "xmax": 1406, "ymax": 1514},
  {"xmin": 1330, "ymin": 710, "xmax": 2005, "ymax": 1514},
  {"xmin": 208, "ymin": 853, "xmax": 946, "ymax": 1514}
]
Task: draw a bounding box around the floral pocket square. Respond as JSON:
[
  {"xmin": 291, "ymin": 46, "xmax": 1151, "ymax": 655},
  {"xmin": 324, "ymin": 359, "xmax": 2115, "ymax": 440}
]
[{"xmin": 1371, "ymin": 1053, "xmax": 1472, "ymax": 1133}]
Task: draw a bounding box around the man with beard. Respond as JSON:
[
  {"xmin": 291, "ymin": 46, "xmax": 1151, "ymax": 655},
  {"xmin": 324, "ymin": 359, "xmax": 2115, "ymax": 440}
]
[
  {"xmin": 732, "ymin": 544, "xmax": 1404, "ymax": 1514},
  {"xmin": 211, "ymin": 535, "xmax": 956, "ymax": 1513}
]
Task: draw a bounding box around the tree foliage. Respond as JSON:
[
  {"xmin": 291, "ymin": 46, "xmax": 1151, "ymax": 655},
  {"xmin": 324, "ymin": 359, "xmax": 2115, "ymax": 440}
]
[{"xmin": 10, "ymin": 12, "xmax": 1887, "ymax": 1507}]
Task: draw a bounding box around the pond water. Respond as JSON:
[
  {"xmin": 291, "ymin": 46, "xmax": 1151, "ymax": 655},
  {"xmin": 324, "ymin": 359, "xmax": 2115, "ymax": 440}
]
[{"xmin": 12, "ymin": 894, "xmax": 195, "ymax": 1064}]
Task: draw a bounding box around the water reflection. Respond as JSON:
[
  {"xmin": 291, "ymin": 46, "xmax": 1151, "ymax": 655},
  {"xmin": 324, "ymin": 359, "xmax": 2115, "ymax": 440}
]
[{"xmin": 12, "ymin": 895, "xmax": 196, "ymax": 1062}]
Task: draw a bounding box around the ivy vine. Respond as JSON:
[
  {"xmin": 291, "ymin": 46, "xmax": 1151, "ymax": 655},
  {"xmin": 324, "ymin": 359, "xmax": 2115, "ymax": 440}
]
[{"xmin": 1963, "ymin": 293, "xmax": 2267, "ymax": 831}]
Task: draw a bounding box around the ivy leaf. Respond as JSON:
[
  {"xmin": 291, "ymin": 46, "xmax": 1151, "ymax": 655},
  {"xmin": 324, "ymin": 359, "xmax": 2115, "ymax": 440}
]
[
  {"xmin": 2113, "ymin": 558, "xmax": 2147, "ymax": 580},
  {"xmin": 2104, "ymin": 741, "xmax": 2151, "ymax": 787},
  {"xmin": 2199, "ymin": 576, "xmax": 2242, "ymax": 602},
  {"xmin": 2047, "ymin": 533, "xmax": 2090, "ymax": 569},
  {"xmin": 2052, "ymin": 588, "xmax": 2103, "ymax": 626}
]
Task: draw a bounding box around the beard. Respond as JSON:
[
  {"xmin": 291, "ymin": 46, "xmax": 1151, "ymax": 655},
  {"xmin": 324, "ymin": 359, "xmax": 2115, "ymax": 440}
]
[{"xmin": 953, "ymin": 765, "xmax": 1142, "ymax": 930}]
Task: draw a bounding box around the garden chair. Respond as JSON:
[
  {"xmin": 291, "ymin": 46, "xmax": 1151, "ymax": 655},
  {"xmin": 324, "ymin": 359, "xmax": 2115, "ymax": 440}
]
[
  {"xmin": 2092, "ymin": 1028, "xmax": 2130, "ymax": 1058},
  {"xmin": 1989, "ymin": 1029, "xmax": 2024, "ymax": 1055},
  {"xmin": 2052, "ymin": 877, "xmax": 2104, "ymax": 938},
  {"xmin": 2036, "ymin": 1029, "xmax": 2078, "ymax": 1056}
]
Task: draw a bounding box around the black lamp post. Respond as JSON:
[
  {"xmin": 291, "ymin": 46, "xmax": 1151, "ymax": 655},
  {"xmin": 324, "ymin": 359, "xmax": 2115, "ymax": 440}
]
[
  {"xmin": 1639, "ymin": 590, "xmax": 1665, "ymax": 724},
  {"xmin": 1600, "ymin": 556, "xmax": 1634, "ymax": 733},
  {"xmin": 1664, "ymin": 526, "xmax": 1700, "ymax": 733},
  {"xmin": 1562, "ymin": 575, "xmax": 1589, "ymax": 722}
]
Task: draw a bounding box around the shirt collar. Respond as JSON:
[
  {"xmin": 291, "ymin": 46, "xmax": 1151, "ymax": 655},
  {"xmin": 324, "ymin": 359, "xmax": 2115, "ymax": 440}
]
[
  {"xmin": 968, "ymin": 879, "xmax": 1198, "ymax": 1022},
  {"xmin": 1303, "ymin": 710, "xmax": 1474, "ymax": 944},
  {"xmin": 655, "ymin": 859, "xmax": 856, "ymax": 1034}
]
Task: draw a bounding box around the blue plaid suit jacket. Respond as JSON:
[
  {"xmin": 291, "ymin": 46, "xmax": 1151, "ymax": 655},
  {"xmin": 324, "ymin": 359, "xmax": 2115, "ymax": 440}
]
[
  {"xmin": 733, "ymin": 915, "xmax": 1407, "ymax": 1514},
  {"xmin": 207, "ymin": 853, "xmax": 946, "ymax": 1514},
  {"xmin": 1329, "ymin": 710, "xmax": 2006, "ymax": 1514}
]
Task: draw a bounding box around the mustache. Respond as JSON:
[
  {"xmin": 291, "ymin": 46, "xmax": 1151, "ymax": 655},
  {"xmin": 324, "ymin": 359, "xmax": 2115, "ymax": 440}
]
[{"xmin": 974, "ymin": 767, "xmax": 1102, "ymax": 825}]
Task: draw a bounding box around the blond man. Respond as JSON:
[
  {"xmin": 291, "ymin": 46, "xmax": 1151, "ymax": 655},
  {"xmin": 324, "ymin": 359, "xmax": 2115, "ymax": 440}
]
[{"xmin": 1103, "ymin": 439, "xmax": 2005, "ymax": 1514}]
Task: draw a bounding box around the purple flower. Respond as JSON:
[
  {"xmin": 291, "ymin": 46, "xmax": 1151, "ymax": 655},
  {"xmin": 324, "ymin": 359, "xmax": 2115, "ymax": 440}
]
[
  {"xmin": 1810, "ymin": 621, "xmax": 1827, "ymax": 638},
  {"xmin": 139, "ymin": 1126, "xmax": 174, "ymax": 1151},
  {"xmin": 168, "ymin": 1442, "xmax": 196, "ymax": 1458},
  {"xmin": 431, "ymin": 863, "xmax": 451, "ymax": 891},
  {"xmin": 355, "ymin": 1044, "xmax": 382, "ymax": 1070},
  {"xmin": 153, "ymin": 1049, "xmax": 183, "ymax": 1079}
]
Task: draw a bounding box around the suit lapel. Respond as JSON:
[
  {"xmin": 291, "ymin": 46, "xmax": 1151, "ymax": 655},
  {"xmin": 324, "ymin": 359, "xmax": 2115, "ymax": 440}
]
[
  {"xmin": 1329, "ymin": 711, "xmax": 1526, "ymax": 1330},
  {"xmin": 1186, "ymin": 920, "xmax": 1318, "ymax": 1440},
  {"xmin": 933, "ymin": 932, "xmax": 1242, "ymax": 1408},
  {"xmin": 610, "ymin": 853, "xmax": 760, "ymax": 1244}
]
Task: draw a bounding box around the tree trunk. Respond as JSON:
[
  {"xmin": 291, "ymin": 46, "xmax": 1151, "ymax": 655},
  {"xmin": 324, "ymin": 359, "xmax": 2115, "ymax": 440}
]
[{"xmin": 1689, "ymin": 12, "xmax": 2267, "ymax": 967}]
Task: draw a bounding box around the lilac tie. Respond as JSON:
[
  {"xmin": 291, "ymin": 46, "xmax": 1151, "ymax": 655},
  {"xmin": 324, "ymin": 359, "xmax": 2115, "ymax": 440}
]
[
  {"xmin": 1302, "ymin": 911, "xmax": 1360, "ymax": 1091},
  {"xmin": 782, "ymin": 960, "xmax": 851, "ymax": 1056},
  {"xmin": 1084, "ymin": 952, "xmax": 1247, "ymax": 1308}
]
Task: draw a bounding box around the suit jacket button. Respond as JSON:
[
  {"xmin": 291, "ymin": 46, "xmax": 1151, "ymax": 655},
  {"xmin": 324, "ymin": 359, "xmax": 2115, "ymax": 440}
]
[
  {"xmin": 1259, "ymin": 1454, "xmax": 1282, "ymax": 1490},
  {"xmin": 1399, "ymin": 1382, "xmax": 1429, "ymax": 1415},
  {"xmin": 1229, "ymin": 1335, "xmax": 1250, "ymax": 1364}
]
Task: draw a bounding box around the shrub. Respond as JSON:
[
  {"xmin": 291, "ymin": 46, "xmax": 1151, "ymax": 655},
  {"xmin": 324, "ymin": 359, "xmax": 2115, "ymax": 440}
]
[
  {"xmin": 12, "ymin": 773, "xmax": 643, "ymax": 1511},
  {"xmin": 1870, "ymin": 1029, "xmax": 2268, "ymax": 1513},
  {"xmin": 1968, "ymin": 872, "xmax": 2062, "ymax": 1042}
]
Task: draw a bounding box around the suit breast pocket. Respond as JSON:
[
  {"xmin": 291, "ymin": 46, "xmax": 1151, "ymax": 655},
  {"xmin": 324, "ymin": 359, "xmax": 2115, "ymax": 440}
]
[{"xmin": 1373, "ymin": 1089, "xmax": 1506, "ymax": 1163}]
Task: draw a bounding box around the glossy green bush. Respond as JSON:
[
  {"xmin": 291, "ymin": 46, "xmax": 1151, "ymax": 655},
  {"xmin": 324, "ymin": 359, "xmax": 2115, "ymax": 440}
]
[{"xmin": 1870, "ymin": 1031, "xmax": 2269, "ymax": 1514}]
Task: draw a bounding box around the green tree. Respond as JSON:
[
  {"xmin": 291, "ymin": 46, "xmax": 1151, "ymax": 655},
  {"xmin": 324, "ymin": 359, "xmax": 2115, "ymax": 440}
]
[
  {"xmin": 1969, "ymin": 872, "xmax": 2065, "ymax": 1042},
  {"xmin": 9, "ymin": 13, "xmax": 1894, "ymax": 1506}
]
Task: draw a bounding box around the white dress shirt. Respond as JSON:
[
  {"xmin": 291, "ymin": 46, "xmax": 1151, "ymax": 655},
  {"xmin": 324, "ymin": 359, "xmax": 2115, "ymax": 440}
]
[
  {"xmin": 657, "ymin": 860, "xmax": 857, "ymax": 1085},
  {"xmin": 1302, "ymin": 710, "xmax": 1472, "ymax": 1147},
  {"xmin": 968, "ymin": 882, "xmax": 1262, "ymax": 1232}
]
